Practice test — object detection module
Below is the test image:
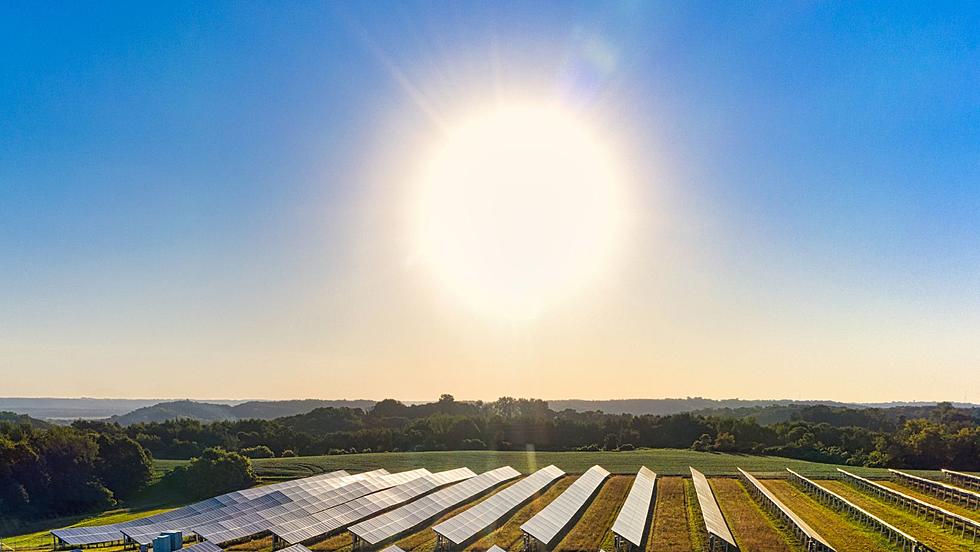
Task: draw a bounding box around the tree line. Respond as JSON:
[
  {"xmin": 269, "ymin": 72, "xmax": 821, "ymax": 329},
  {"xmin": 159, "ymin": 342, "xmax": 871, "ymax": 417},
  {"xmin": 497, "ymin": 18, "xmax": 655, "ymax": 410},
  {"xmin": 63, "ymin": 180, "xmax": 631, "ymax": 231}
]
[{"xmin": 80, "ymin": 396, "xmax": 980, "ymax": 470}]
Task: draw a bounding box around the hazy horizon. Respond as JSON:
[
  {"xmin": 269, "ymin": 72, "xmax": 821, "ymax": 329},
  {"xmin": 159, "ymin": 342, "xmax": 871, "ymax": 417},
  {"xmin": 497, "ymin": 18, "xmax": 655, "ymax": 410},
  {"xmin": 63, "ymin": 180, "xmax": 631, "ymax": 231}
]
[{"xmin": 3, "ymin": 3, "xmax": 979, "ymax": 403}]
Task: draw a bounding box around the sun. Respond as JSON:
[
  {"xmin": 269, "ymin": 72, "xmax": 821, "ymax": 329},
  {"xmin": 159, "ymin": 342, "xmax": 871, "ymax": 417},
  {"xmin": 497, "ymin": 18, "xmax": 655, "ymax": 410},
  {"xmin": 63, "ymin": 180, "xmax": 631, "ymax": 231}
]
[{"xmin": 414, "ymin": 104, "xmax": 625, "ymax": 320}]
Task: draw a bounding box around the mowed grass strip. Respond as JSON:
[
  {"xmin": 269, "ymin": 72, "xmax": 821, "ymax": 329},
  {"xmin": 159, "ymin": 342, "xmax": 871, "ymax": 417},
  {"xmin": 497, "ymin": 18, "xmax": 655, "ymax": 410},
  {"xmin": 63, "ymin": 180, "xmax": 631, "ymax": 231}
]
[
  {"xmin": 226, "ymin": 535, "xmax": 274, "ymax": 552},
  {"xmin": 820, "ymin": 479, "xmax": 977, "ymax": 552},
  {"xmin": 647, "ymin": 477, "xmax": 693, "ymax": 552},
  {"xmin": 308, "ymin": 532, "xmax": 352, "ymax": 552},
  {"xmin": 683, "ymin": 479, "xmax": 707, "ymax": 552},
  {"xmin": 394, "ymin": 479, "xmax": 521, "ymax": 552},
  {"xmin": 556, "ymin": 475, "xmax": 631, "ymax": 552},
  {"xmin": 709, "ymin": 478, "xmax": 792, "ymax": 552},
  {"xmin": 762, "ymin": 479, "xmax": 892, "ymax": 552},
  {"xmin": 466, "ymin": 476, "xmax": 577, "ymax": 552},
  {"xmin": 878, "ymin": 480, "xmax": 980, "ymax": 523}
]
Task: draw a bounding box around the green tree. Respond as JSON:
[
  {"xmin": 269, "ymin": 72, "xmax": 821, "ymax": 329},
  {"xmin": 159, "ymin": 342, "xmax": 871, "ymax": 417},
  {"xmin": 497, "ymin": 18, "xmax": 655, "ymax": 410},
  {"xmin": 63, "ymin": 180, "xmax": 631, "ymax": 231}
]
[
  {"xmin": 165, "ymin": 448, "xmax": 257, "ymax": 498},
  {"xmin": 96, "ymin": 434, "xmax": 153, "ymax": 499}
]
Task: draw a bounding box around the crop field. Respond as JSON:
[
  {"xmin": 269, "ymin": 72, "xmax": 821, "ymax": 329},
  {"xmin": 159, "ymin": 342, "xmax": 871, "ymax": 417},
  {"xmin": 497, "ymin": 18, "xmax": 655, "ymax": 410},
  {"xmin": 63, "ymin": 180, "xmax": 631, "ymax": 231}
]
[
  {"xmin": 647, "ymin": 477, "xmax": 693, "ymax": 552},
  {"xmin": 761, "ymin": 479, "xmax": 891, "ymax": 552},
  {"xmin": 877, "ymin": 480, "xmax": 980, "ymax": 522},
  {"xmin": 250, "ymin": 450, "xmax": 942, "ymax": 479},
  {"xmin": 466, "ymin": 476, "xmax": 576, "ymax": 552},
  {"xmin": 554, "ymin": 476, "xmax": 632, "ymax": 552},
  {"xmin": 819, "ymin": 479, "xmax": 977, "ymax": 552},
  {"xmin": 709, "ymin": 479, "xmax": 791, "ymax": 552}
]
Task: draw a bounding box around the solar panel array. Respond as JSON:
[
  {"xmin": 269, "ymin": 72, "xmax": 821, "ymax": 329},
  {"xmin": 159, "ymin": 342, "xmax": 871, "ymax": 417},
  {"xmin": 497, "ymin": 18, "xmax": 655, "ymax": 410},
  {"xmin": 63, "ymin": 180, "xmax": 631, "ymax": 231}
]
[
  {"xmin": 689, "ymin": 467, "xmax": 738, "ymax": 551},
  {"xmin": 271, "ymin": 468, "xmax": 476, "ymax": 545},
  {"xmin": 839, "ymin": 469, "xmax": 978, "ymax": 543},
  {"xmin": 737, "ymin": 469, "xmax": 834, "ymax": 552},
  {"xmin": 380, "ymin": 546, "xmax": 406, "ymax": 552},
  {"xmin": 433, "ymin": 465, "xmax": 565, "ymax": 547},
  {"xmin": 943, "ymin": 469, "xmax": 980, "ymax": 491},
  {"xmin": 610, "ymin": 467, "xmax": 656, "ymax": 550},
  {"xmin": 786, "ymin": 469, "xmax": 925, "ymax": 552},
  {"xmin": 521, "ymin": 465, "xmax": 610, "ymax": 549},
  {"xmin": 121, "ymin": 470, "xmax": 400, "ymax": 545},
  {"xmin": 349, "ymin": 466, "xmax": 521, "ymax": 546},
  {"xmin": 51, "ymin": 470, "xmax": 354, "ymax": 546},
  {"xmin": 190, "ymin": 471, "xmax": 422, "ymax": 545},
  {"xmin": 889, "ymin": 469, "xmax": 980, "ymax": 509}
]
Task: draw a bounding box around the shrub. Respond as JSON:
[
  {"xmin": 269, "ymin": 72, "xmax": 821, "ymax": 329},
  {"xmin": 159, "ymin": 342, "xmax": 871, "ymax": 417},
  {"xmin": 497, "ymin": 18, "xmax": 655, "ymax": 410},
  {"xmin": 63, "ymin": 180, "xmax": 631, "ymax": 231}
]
[
  {"xmin": 240, "ymin": 445, "xmax": 274, "ymax": 459},
  {"xmin": 280, "ymin": 449, "xmax": 297, "ymax": 457}
]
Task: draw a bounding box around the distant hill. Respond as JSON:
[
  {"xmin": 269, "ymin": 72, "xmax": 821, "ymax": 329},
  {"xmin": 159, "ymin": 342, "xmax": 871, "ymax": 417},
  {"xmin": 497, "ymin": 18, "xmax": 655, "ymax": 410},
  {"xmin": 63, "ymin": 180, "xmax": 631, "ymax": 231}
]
[
  {"xmin": 110, "ymin": 399, "xmax": 376, "ymax": 426},
  {"xmin": 0, "ymin": 410, "xmax": 54, "ymax": 428},
  {"xmin": 546, "ymin": 398, "xmax": 978, "ymax": 417}
]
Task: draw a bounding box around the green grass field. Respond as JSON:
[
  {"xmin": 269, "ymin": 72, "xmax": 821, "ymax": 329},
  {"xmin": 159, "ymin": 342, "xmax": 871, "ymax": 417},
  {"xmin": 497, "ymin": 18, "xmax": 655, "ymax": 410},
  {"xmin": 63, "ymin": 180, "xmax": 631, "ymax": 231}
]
[{"xmin": 249, "ymin": 449, "xmax": 943, "ymax": 479}]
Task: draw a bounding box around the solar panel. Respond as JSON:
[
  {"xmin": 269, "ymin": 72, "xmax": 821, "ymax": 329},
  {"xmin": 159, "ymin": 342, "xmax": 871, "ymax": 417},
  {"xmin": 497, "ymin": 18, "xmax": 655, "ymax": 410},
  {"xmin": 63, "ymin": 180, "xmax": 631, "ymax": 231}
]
[
  {"xmin": 610, "ymin": 467, "xmax": 656, "ymax": 550},
  {"xmin": 380, "ymin": 546, "xmax": 406, "ymax": 552},
  {"xmin": 193, "ymin": 470, "xmax": 431, "ymax": 545},
  {"xmin": 271, "ymin": 468, "xmax": 476, "ymax": 545},
  {"xmin": 890, "ymin": 469, "xmax": 980, "ymax": 508},
  {"xmin": 520, "ymin": 465, "xmax": 610, "ymax": 549},
  {"xmin": 51, "ymin": 470, "xmax": 355, "ymax": 546},
  {"xmin": 689, "ymin": 467, "xmax": 737, "ymax": 550},
  {"xmin": 432, "ymin": 465, "xmax": 565, "ymax": 547},
  {"xmin": 349, "ymin": 466, "xmax": 521, "ymax": 547},
  {"xmin": 943, "ymin": 468, "xmax": 980, "ymax": 491},
  {"xmin": 737, "ymin": 469, "xmax": 834, "ymax": 551},
  {"xmin": 487, "ymin": 546, "xmax": 507, "ymax": 552},
  {"xmin": 278, "ymin": 544, "xmax": 314, "ymax": 552},
  {"xmin": 180, "ymin": 541, "xmax": 222, "ymax": 552}
]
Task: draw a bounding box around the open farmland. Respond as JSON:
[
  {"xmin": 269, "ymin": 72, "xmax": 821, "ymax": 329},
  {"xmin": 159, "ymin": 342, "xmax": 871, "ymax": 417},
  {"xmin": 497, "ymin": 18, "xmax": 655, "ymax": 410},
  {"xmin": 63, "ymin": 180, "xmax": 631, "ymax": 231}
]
[
  {"xmin": 709, "ymin": 478, "xmax": 791, "ymax": 552},
  {"xmin": 761, "ymin": 479, "xmax": 891, "ymax": 552},
  {"xmin": 249, "ymin": 450, "xmax": 942, "ymax": 479},
  {"xmin": 820, "ymin": 479, "xmax": 977, "ymax": 551},
  {"xmin": 555, "ymin": 475, "xmax": 631, "ymax": 552},
  {"xmin": 647, "ymin": 477, "xmax": 693, "ymax": 552},
  {"xmin": 466, "ymin": 476, "xmax": 576, "ymax": 552}
]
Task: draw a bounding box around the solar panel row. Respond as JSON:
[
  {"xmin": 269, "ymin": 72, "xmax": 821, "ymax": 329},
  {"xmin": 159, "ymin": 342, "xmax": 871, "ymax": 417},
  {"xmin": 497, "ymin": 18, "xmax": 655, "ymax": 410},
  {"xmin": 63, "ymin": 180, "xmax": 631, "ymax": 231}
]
[
  {"xmin": 839, "ymin": 469, "xmax": 978, "ymax": 543},
  {"xmin": 271, "ymin": 468, "xmax": 476, "ymax": 546},
  {"xmin": 520, "ymin": 465, "xmax": 610, "ymax": 550},
  {"xmin": 610, "ymin": 467, "xmax": 656, "ymax": 551},
  {"xmin": 942, "ymin": 469, "xmax": 980, "ymax": 492},
  {"xmin": 51, "ymin": 470, "xmax": 354, "ymax": 546},
  {"xmin": 786, "ymin": 469, "xmax": 924, "ymax": 552},
  {"xmin": 889, "ymin": 469, "xmax": 980, "ymax": 509},
  {"xmin": 433, "ymin": 465, "xmax": 565, "ymax": 548},
  {"xmin": 689, "ymin": 467, "xmax": 738, "ymax": 551},
  {"xmin": 195, "ymin": 469, "xmax": 433, "ymax": 545},
  {"xmin": 122, "ymin": 470, "xmax": 396, "ymax": 546},
  {"xmin": 349, "ymin": 466, "xmax": 521, "ymax": 547},
  {"xmin": 737, "ymin": 469, "xmax": 834, "ymax": 552}
]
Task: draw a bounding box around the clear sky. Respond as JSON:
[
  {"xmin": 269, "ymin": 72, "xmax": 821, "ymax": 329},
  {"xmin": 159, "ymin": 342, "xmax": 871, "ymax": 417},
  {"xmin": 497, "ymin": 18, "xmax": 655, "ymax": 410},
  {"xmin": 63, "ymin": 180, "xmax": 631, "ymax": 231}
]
[{"xmin": 2, "ymin": 2, "xmax": 978, "ymax": 402}]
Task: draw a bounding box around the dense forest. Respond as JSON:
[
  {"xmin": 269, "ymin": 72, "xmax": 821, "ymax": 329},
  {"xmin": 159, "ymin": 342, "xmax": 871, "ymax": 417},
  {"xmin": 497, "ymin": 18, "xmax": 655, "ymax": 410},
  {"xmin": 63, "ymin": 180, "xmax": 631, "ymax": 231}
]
[{"xmin": 2, "ymin": 395, "xmax": 977, "ymax": 527}]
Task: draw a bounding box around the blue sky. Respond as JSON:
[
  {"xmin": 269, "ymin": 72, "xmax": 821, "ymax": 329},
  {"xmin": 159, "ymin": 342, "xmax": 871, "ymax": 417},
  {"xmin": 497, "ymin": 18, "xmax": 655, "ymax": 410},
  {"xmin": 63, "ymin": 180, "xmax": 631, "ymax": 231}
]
[{"xmin": 2, "ymin": 2, "xmax": 978, "ymax": 401}]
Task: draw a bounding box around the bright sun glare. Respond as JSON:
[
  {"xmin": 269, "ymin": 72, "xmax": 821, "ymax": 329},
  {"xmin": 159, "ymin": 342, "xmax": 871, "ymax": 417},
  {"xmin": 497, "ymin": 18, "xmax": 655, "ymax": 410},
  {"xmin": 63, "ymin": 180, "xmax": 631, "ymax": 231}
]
[{"xmin": 415, "ymin": 104, "xmax": 625, "ymax": 320}]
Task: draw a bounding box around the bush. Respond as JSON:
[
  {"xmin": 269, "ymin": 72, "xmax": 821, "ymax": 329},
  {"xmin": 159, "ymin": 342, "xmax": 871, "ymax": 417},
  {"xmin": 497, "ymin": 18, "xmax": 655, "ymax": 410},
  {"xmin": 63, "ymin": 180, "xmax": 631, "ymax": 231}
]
[
  {"xmin": 280, "ymin": 449, "xmax": 297, "ymax": 457},
  {"xmin": 618, "ymin": 443, "xmax": 635, "ymax": 451},
  {"xmin": 164, "ymin": 448, "xmax": 257, "ymax": 498},
  {"xmin": 240, "ymin": 445, "xmax": 274, "ymax": 459}
]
